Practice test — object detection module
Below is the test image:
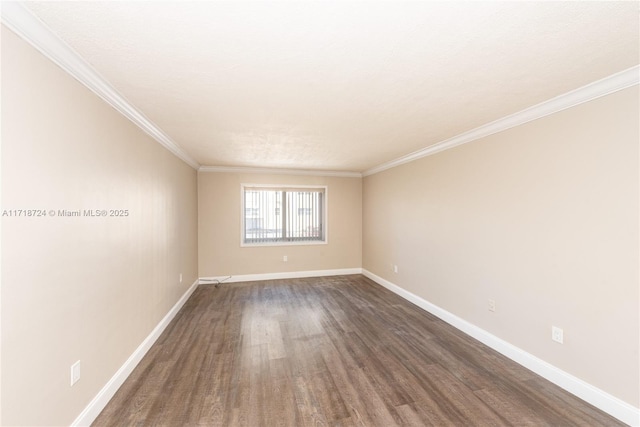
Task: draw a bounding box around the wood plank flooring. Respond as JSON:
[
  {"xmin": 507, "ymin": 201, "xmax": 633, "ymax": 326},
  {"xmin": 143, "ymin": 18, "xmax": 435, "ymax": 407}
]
[{"xmin": 93, "ymin": 275, "xmax": 624, "ymax": 426}]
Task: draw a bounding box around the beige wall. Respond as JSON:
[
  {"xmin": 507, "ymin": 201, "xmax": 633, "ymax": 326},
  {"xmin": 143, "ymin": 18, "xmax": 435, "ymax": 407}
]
[
  {"xmin": 198, "ymin": 172, "xmax": 361, "ymax": 277},
  {"xmin": 1, "ymin": 26, "xmax": 198, "ymax": 426},
  {"xmin": 363, "ymin": 86, "xmax": 639, "ymax": 406},
  {"xmin": 1, "ymin": 13, "xmax": 636, "ymax": 425}
]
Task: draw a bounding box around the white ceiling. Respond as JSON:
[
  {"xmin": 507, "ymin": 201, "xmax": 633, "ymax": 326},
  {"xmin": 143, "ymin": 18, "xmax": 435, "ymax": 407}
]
[{"xmin": 22, "ymin": 1, "xmax": 640, "ymax": 173}]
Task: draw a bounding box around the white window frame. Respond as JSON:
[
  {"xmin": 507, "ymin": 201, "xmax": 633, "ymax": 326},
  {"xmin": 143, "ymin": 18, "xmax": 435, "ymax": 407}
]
[{"xmin": 240, "ymin": 184, "xmax": 329, "ymax": 247}]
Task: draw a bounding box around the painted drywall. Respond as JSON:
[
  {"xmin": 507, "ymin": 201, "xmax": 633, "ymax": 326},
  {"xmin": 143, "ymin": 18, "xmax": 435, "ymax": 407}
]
[
  {"xmin": 198, "ymin": 172, "xmax": 362, "ymax": 277},
  {"xmin": 363, "ymin": 86, "xmax": 639, "ymax": 407},
  {"xmin": 23, "ymin": 2, "xmax": 640, "ymax": 172},
  {"xmin": 1, "ymin": 26, "xmax": 198, "ymax": 426}
]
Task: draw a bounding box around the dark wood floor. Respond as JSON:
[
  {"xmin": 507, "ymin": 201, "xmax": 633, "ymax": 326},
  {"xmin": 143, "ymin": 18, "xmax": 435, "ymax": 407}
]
[{"xmin": 93, "ymin": 275, "xmax": 624, "ymax": 426}]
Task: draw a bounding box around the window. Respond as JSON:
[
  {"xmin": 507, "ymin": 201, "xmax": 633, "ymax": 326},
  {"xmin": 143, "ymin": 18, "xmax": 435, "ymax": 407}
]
[{"xmin": 242, "ymin": 185, "xmax": 327, "ymax": 245}]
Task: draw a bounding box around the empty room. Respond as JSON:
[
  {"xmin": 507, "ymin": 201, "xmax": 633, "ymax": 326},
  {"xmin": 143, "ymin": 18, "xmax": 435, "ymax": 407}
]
[{"xmin": 1, "ymin": 1, "xmax": 638, "ymax": 426}]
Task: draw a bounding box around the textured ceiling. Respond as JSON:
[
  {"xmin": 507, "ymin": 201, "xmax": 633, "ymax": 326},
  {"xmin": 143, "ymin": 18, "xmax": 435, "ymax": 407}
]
[{"xmin": 23, "ymin": 1, "xmax": 640, "ymax": 172}]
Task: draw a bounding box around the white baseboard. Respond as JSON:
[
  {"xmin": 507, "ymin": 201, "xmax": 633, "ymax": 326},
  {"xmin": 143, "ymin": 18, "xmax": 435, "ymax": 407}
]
[
  {"xmin": 362, "ymin": 269, "xmax": 640, "ymax": 427},
  {"xmin": 199, "ymin": 267, "xmax": 363, "ymax": 284},
  {"xmin": 71, "ymin": 279, "xmax": 200, "ymax": 427},
  {"xmin": 71, "ymin": 270, "xmax": 639, "ymax": 426}
]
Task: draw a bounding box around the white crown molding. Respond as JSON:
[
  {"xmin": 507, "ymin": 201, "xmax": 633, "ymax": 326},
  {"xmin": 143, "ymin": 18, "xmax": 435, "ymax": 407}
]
[
  {"xmin": 199, "ymin": 165, "xmax": 362, "ymax": 178},
  {"xmin": 1, "ymin": 1, "xmax": 200, "ymax": 170},
  {"xmin": 5, "ymin": 0, "xmax": 637, "ymax": 177},
  {"xmin": 362, "ymin": 269, "xmax": 640, "ymax": 426},
  {"xmin": 363, "ymin": 65, "xmax": 640, "ymax": 177}
]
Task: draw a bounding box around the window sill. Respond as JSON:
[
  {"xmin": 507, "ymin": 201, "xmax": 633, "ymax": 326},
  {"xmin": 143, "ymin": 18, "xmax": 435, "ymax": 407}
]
[{"xmin": 240, "ymin": 240, "xmax": 328, "ymax": 248}]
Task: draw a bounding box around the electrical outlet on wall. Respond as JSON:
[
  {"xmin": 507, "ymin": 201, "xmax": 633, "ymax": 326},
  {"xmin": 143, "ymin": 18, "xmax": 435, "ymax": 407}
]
[
  {"xmin": 179, "ymin": 273, "xmax": 183, "ymax": 283},
  {"xmin": 552, "ymin": 326, "xmax": 564, "ymax": 344},
  {"xmin": 283, "ymin": 255, "xmax": 288, "ymax": 262},
  {"xmin": 70, "ymin": 360, "xmax": 81, "ymax": 386},
  {"xmin": 488, "ymin": 299, "xmax": 496, "ymax": 312},
  {"xmin": 393, "ymin": 265, "xmax": 398, "ymax": 273}
]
